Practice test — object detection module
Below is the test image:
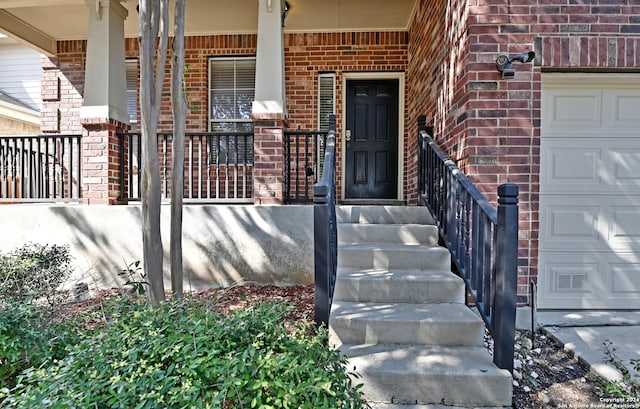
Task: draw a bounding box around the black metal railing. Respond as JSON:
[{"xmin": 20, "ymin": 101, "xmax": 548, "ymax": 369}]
[
  {"xmin": 118, "ymin": 132, "xmax": 254, "ymax": 203},
  {"xmin": 313, "ymin": 114, "xmax": 337, "ymax": 328},
  {"xmin": 417, "ymin": 115, "xmax": 519, "ymax": 372},
  {"xmin": 0, "ymin": 134, "xmax": 82, "ymax": 202},
  {"xmin": 285, "ymin": 130, "xmax": 328, "ymax": 204}
]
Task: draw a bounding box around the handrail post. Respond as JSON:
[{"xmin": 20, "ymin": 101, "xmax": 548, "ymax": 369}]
[
  {"xmin": 313, "ymin": 184, "xmax": 330, "ymax": 328},
  {"xmin": 493, "ymin": 183, "xmax": 519, "ymax": 372}
]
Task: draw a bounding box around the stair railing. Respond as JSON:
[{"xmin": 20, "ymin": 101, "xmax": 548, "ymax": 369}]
[
  {"xmin": 313, "ymin": 114, "xmax": 337, "ymax": 329},
  {"xmin": 417, "ymin": 115, "xmax": 519, "ymax": 372}
]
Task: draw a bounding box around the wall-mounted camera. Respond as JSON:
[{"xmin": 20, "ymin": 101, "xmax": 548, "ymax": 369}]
[{"xmin": 495, "ymin": 51, "xmax": 535, "ymax": 79}]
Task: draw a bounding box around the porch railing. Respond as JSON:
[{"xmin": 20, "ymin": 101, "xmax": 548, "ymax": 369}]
[
  {"xmin": 417, "ymin": 115, "xmax": 519, "ymax": 372},
  {"xmin": 0, "ymin": 134, "xmax": 82, "ymax": 202},
  {"xmin": 313, "ymin": 115, "xmax": 337, "ymax": 328},
  {"xmin": 285, "ymin": 130, "xmax": 328, "ymax": 204},
  {"xmin": 118, "ymin": 132, "xmax": 254, "ymax": 203}
]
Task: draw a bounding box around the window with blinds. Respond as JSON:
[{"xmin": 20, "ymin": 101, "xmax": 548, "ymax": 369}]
[
  {"xmin": 317, "ymin": 73, "xmax": 336, "ymax": 175},
  {"xmin": 125, "ymin": 59, "xmax": 138, "ymax": 129},
  {"xmin": 209, "ymin": 57, "xmax": 256, "ymax": 132},
  {"xmin": 209, "ymin": 57, "xmax": 255, "ymax": 165}
]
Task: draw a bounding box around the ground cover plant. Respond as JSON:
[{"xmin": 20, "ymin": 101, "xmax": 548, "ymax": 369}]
[{"xmin": 0, "ymin": 289, "xmax": 367, "ymax": 409}]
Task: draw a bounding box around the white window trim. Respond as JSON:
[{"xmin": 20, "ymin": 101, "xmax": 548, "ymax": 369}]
[{"xmin": 208, "ymin": 56, "xmax": 256, "ymax": 132}]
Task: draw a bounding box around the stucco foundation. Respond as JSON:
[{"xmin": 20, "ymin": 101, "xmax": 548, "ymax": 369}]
[{"xmin": 0, "ymin": 204, "xmax": 313, "ymax": 291}]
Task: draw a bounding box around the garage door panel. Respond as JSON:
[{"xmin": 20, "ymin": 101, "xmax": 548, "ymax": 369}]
[
  {"xmin": 609, "ymin": 150, "xmax": 640, "ymax": 185},
  {"xmin": 539, "ymin": 253, "xmax": 640, "ymax": 308},
  {"xmin": 611, "ymin": 264, "xmax": 640, "ymax": 295},
  {"xmin": 540, "ymin": 197, "xmax": 640, "ymax": 252},
  {"xmin": 542, "ymin": 142, "xmax": 640, "ymax": 193},
  {"xmin": 607, "ymin": 91, "xmax": 640, "ymax": 128},
  {"xmin": 544, "ymin": 91, "xmax": 602, "ymax": 131},
  {"xmin": 538, "ymin": 255, "xmax": 602, "ymax": 309},
  {"xmin": 542, "ymin": 204, "xmax": 600, "ymax": 243},
  {"xmin": 541, "ymin": 146, "xmax": 600, "ymax": 192},
  {"xmin": 610, "ymin": 207, "xmax": 640, "ymax": 245}
]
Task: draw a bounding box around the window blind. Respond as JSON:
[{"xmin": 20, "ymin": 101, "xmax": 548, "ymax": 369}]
[
  {"xmin": 126, "ymin": 59, "xmax": 138, "ymax": 126},
  {"xmin": 317, "ymin": 73, "xmax": 336, "ymax": 175}
]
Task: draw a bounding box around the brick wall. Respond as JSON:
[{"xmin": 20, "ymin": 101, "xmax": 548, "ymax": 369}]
[
  {"xmin": 44, "ymin": 32, "xmax": 410, "ymax": 202},
  {"xmin": 284, "ymin": 31, "xmax": 409, "ymax": 201},
  {"xmin": 41, "ymin": 41, "xmax": 86, "ymax": 134},
  {"xmin": 408, "ymin": 0, "xmax": 640, "ymax": 303}
]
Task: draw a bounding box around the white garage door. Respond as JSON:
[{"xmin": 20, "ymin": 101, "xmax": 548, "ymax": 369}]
[{"xmin": 538, "ymin": 74, "xmax": 640, "ymax": 309}]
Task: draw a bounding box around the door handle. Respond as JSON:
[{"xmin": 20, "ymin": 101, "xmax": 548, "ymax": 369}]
[{"xmin": 345, "ymin": 130, "xmax": 351, "ymax": 141}]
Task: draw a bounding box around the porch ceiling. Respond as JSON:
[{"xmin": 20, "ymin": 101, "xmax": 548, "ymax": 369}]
[{"xmin": 0, "ymin": 0, "xmax": 417, "ymax": 52}]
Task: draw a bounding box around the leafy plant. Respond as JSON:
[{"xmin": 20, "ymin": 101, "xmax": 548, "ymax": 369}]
[
  {"xmin": 0, "ymin": 243, "xmax": 73, "ymax": 305},
  {"xmin": 0, "ymin": 302, "xmax": 83, "ymax": 393},
  {"xmin": 595, "ymin": 340, "xmax": 640, "ymax": 400},
  {"xmin": 118, "ymin": 260, "xmax": 148, "ymax": 295},
  {"xmin": 2, "ymin": 299, "xmax": 368, "ymax": 408}
]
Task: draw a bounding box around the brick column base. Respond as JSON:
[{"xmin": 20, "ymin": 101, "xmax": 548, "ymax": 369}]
[
  {"xmin": 252, "ymin": 114, "xmax": 287, "ymax": 205},
  {"xmin": 80, "ymin": 117, "xmax": 129, "ymax": 204}
]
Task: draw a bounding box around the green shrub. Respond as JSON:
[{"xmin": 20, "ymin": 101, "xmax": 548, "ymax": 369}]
[
  {"xmin": 2, "ymin": 299, "xmax": 367, "ymax": 409},
  {"xmin": 0, "ymin": 302, "xmax": 83, "ymax": 392},
  {"xmin": 595, "ymin": 340, "xmax": 640, "ymax": 400},
  {"xmin": 0, "ymin": 243, "xmax": 73, "ymax": 304}
]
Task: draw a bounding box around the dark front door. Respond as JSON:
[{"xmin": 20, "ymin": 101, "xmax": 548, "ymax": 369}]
[{"xmin": 345, "ymin": 79, "xmax": 399, "ymax": 199}]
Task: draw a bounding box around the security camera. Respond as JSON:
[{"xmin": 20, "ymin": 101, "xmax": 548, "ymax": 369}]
[
  {"xmin": 495, "ymin": 51, "xmax": 535, "ymax": 79},
  {"xmin": 495, "ymin": 54, "xmax": 511, "ymax": 72},
  {"xmin": 510, "ymin": 51, "xmax": 535, "ymax": 64}
]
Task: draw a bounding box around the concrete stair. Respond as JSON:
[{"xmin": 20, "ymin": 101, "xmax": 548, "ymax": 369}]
[{"xmin": 330, "ymin": 206, "xmax": 512, "ymax": 408}]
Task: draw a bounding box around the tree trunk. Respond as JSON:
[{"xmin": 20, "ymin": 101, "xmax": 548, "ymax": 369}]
[
  {"xmin": 138, "ymin": 0, "xmax": 169, "ymax": 305},
  {"xmin": 170, "ymin": 0, "xmax": 186, "ymax": 299}
]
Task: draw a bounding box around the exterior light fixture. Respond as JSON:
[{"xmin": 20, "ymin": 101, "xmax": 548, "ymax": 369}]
[
  {"xmin": 495, "ymin": 51, "xmax": 535, "ymax": 79},
  {"xmin": 282, "ymin": 1, "xmax": 290, "ymax": 26}
]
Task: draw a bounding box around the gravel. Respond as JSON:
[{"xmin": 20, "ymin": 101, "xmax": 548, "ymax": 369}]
[{"xmin": 508, "ymin": 330, "xmax": 602, "ymax": 408}]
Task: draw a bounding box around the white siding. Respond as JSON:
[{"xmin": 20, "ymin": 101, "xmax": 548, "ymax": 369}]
[{"xmin": 0, "ymin": 44, "xmax": 43, "ymax": 110}]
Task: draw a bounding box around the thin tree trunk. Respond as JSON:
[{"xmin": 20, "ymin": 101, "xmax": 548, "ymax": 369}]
[
  {"xmin": 139, "ymin": 0, "xmax": 169, "ymax": 305},
  {"xmin": 170, "ymin": 0, "xmax": 186, "ymax": 299}
]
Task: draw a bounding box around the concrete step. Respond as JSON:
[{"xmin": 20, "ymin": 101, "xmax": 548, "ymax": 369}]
[
  {"xmin": 338, "ymin": 344, "xmax": 513, "ymax": 407},
  {"xmin": 338, "ymin": 223, "xmax": 439, "ymax": 246},
  {"xmin": 338, "ymin": 243, "xmax": 451, "ymax": 270},
  {"xmin": 333, "ymin": 268, "xmax": 465, "ymax": 304},
  {"xmin": 337, "ymin": 205, "xmax": 435, "ymax": 225},
  {"xmin": 329, "ymin": 302, "xmax": 484, "ymax": 346}
]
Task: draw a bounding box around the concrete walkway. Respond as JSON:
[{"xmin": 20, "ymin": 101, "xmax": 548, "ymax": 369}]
[{"xmin": 517, "ymin": 309, "xmax": 640, "ymax": 384}]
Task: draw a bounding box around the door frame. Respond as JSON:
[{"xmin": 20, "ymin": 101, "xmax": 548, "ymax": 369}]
[{"xmin": 341, "ymin": 72, "xmax": 405, "ymax": 202}]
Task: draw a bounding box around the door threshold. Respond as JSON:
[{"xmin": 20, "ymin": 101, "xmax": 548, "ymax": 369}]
[{"xmin": 340, "ymin": 199, "xmax": 404, "ymax": 206}]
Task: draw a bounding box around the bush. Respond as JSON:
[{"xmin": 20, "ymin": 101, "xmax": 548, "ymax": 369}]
[
  {"xmin": 0, "ymin": 243, "xmax": 73, "ymax": 304},
  {"xmin": 0, "ymin": 302, "xmax": 83, "ymax": 392},
  {"xmin": 2, "ymin": 299, "xmax": 367, "ymax": 408}
]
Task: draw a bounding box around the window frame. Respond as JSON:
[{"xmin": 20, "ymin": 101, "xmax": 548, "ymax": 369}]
[
  {"xmin": 208, "ymin": 56, "xmax": 256, "ymax": 133},
  {"xmin": 317, "ymin": 73, "xmax": 336, "ymax": 175},
  {"xmin": 208, "ymin": 56, "xmax": 256, "ymax": 165},
  {"xmin": 125, "ymin": 58, "xmax": 139, "ymax": 130}
]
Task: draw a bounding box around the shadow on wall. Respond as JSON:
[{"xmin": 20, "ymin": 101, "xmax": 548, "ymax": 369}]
[
  {"xmin": 0, "ymin": 205, "xmax": 314, "ymax": 291},
  {"xmin": 182, "ymin": 205, "xmax": 314, "ymax": 290}
]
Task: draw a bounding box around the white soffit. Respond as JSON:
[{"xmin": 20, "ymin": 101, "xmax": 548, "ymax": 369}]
[{"xmin": 0, "ymin": 0, "xmax": 417, "ymax": 43}]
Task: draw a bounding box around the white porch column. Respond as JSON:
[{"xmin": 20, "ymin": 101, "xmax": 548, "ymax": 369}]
[
  {"xmin": 252, "ymin": 0, "xmax": 287, "ymax": 204},
  {"xmin": 252, "ymin": 0, "xmax": 286, "ymax": 116},
  {"xmin": 80, "ymin": 0, "xmax": 128, "ymax": 124},
  {"xmin": 79, "ymin": 0, "xmax": 129, "ymax": 204}
]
